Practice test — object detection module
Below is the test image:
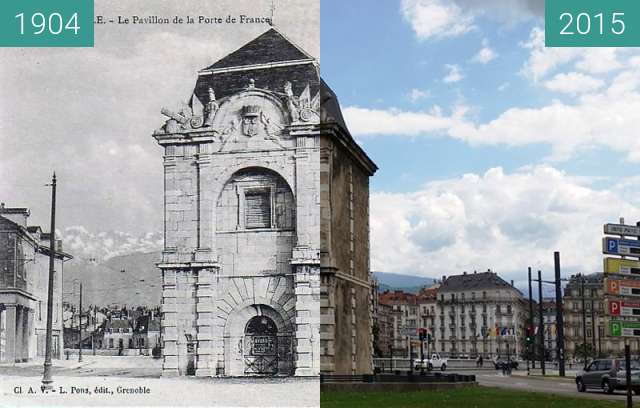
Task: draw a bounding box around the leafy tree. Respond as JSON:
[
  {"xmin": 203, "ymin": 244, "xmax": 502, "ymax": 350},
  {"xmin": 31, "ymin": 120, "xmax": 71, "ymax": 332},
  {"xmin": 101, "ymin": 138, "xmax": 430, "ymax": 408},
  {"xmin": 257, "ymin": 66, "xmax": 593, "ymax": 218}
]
[{"xmin": 574, "ymin": 343, "xmax": 594, "ymax": 361}]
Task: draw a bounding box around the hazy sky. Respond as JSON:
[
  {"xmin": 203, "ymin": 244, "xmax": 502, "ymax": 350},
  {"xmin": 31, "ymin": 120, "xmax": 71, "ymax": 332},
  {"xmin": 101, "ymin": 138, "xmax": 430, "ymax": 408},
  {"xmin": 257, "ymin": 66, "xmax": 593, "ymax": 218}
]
[
  {"xmin": 322, "ymin": 0, "xmax": 640, "ymax": 283},
  {"xmin": 0, "ymin": 0, "xmax": 319, "ymax": 238}
]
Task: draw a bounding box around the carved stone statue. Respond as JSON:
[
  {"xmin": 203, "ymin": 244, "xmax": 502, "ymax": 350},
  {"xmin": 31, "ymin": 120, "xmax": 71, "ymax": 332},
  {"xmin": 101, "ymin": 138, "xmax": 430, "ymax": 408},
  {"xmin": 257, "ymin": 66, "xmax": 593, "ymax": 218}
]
[
  {"xmin": 204, "ymin": 88, "xmax": 219, "ymax": 127},
  {"xmin": 283, "ymin": 81, "xmax": 299, "ymax": 123}
]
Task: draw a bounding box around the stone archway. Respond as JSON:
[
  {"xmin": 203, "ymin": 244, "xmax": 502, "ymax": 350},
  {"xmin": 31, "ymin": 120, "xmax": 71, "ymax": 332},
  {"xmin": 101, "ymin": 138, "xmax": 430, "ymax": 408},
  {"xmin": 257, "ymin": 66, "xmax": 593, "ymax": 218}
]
[{"xmin": 223, "ymin": 303, "xmax": 294, "ymax": 376}]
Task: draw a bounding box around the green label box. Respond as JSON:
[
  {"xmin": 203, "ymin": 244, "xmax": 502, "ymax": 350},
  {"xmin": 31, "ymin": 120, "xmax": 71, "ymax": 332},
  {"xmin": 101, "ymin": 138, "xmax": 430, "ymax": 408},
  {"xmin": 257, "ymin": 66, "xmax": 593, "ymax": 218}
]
[
  {"xmin": 0, "ymin": 0, "xmax": 94, "ymax": 47},
  {"xmin": 546, "ymin": 0, "xmax": 640, "ymax": 47}
]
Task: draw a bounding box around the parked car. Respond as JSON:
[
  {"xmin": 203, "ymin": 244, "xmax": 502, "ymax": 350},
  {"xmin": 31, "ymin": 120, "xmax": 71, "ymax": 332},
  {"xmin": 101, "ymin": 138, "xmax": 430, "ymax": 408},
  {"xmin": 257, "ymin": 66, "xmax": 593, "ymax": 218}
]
[
  {"xmin": 414, "ymin": 353, "xmax": 448, "ymax": 371},
  {"xmin": 494, "ymin": 358, "xmax": 518, "ymax": 370},
  {"xmin": 576, "ymin": 358, "xmax": 640, "ymax": 394}
]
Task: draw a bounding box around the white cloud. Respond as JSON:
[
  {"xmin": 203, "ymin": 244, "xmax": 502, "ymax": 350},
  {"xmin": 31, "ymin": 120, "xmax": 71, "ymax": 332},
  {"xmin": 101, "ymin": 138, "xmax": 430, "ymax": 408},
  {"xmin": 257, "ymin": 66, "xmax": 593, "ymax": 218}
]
[
  {"xmin": 448, "ymin": 70, "xmax": 640, "ymax": 160},
  {"xmin": 575, "ymin": 48, "xmax": 623, "ymax": 75},
  {"xmin": 543, "ymin": 72, "xmax": 604, "ymax": 95},
  {"xmin": 498, "ymin": 82, "xmax": 510, "ymax": 92},
  {"xmin": 472, "ymin": 39, "xmax": 497, "ymax": 64},
  {"xmin": 521, "ymin": 27, "xmax": 623, "ymax": 82},
  {"xmin": 401, "ymin": 0, "xmax": 474, "ymax": 40},
  {"xmin": 343, "ymin": 47, "xmax": 640, "ymax": 161},
  {"xmin": 409, "ymin": 88, "xmax": 430, "ymax": 102},
  {"xmin": 371, "ymin": 165, "xmax": 640, "ymax": 281},
  {"xmin": 342, "ymin": 106, "xmax": 453, "ymax": 136},
  {"xmin": 443, "ymin": 64, "xmax": 463, "ymax": 83},
  {"xmin": 400, "ymin": 0, "xmax": 543, "ymax": 40}
]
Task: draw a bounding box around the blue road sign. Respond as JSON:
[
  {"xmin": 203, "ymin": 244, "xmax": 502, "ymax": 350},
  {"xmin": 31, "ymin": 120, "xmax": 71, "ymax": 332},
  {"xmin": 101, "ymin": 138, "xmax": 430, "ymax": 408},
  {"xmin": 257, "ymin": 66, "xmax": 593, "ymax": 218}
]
[{"xmin": 603, "ymin": 237, "xmax": 640, "ymax": 257}]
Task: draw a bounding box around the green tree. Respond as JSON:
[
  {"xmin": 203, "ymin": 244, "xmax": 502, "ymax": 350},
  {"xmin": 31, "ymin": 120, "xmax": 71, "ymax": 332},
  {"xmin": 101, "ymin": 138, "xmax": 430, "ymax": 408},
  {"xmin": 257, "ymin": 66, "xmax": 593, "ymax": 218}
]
[
  {"xmin": 372, "ymin": 322, "xmax": 382, "ymax": 357},
  {"xmin": 574, "ymin": 343, "xmax": 594, "ymax": 361}
]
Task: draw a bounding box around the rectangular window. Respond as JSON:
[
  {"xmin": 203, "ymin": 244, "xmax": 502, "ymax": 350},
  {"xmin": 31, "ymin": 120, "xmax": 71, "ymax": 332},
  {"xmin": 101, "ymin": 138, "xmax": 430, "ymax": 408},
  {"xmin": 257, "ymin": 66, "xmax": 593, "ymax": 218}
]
[{"xmin": 245, "ymin": 189, "xmax": 271, "ymax": 229}]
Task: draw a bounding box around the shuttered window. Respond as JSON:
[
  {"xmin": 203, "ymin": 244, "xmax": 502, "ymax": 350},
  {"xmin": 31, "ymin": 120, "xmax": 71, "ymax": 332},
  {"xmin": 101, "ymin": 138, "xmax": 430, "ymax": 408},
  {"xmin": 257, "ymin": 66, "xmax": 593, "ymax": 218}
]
[{"xmin": 245, "ymin": 190, "xmax": 271, "ymax": 229}]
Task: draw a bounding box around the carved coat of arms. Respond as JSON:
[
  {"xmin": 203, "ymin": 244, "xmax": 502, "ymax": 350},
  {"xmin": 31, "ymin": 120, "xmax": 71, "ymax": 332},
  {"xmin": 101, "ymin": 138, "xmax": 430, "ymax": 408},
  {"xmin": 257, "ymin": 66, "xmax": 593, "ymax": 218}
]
[{"xmin": 241, "ymin": 105, "xmax": 261, "ymax": 137}]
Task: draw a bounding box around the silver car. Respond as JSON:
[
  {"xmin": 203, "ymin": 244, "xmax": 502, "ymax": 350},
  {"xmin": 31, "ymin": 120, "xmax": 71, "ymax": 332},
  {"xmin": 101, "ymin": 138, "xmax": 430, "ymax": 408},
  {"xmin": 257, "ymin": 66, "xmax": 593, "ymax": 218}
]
[{"xmin": 576, "ymin": 358, "xmax": 640, "ymax": 394}]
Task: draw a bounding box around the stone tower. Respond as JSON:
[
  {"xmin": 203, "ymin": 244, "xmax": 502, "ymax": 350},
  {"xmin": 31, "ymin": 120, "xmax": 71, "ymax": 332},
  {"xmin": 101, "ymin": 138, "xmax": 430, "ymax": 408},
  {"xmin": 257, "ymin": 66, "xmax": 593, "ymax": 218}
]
[{"xmin": 153, "ymin": 29, "xmax": 321, "ymax": 377}]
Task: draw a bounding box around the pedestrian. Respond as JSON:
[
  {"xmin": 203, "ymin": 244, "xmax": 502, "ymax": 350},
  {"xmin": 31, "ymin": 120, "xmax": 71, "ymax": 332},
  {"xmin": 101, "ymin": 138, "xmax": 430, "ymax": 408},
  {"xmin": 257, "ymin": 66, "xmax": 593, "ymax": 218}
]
[{"xmin": 479, "ymin": 355, "xmax": 483, "ymax": 367}]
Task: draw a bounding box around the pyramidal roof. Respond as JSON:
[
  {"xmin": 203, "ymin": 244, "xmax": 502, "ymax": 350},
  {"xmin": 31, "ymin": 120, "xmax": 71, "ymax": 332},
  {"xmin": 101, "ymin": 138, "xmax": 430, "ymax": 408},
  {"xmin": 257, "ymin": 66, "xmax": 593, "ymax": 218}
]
[{"xmin": 204, "ymin": 28, "xmax": 313, "ymax": 71}]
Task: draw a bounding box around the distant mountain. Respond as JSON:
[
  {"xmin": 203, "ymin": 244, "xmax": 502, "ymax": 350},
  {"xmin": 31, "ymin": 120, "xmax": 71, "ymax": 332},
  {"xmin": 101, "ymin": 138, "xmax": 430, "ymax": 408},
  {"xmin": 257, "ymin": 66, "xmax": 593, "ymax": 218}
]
[
  {"xmin": 373, "ymin": 272, "xmax": 436, "ymax": 294},
  {"xmin": 58, "ymin": 226, "xmax": 162, "ymax": 262},
  {"xmin": 63, "ymin": 251, "xmax": 162, "ymax": 308}
]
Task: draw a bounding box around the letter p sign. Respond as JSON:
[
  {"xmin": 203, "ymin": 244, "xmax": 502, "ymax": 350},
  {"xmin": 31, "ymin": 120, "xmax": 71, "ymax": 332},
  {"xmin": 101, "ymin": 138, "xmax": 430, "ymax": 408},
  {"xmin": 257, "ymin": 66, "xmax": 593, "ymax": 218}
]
[
  {"xmin": 608, "ymin": 238, "xmax": 618, "ymax": 253},
  {"xmin": 609, "ymin": 300, "xmax": 620, "ymax": 315}
]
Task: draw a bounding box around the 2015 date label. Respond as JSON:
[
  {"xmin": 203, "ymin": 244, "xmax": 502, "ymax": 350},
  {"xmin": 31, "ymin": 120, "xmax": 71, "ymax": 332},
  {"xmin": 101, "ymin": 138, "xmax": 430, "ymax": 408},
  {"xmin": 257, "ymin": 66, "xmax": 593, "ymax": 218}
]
[{"xmin": 546, "ymin": 0, "xmax": 640, "ymax": 47}]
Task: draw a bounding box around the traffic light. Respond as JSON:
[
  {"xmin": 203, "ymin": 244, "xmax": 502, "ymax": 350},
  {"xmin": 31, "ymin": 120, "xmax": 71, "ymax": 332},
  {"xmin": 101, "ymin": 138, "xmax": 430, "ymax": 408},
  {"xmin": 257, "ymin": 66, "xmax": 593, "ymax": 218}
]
[
  {"xmin": 418, "ymin": 328, "xmax": 426, "ymax": 341},
  {"xmin": 525, "ymin": 325, "xmax": 534, "ymax": 345}
]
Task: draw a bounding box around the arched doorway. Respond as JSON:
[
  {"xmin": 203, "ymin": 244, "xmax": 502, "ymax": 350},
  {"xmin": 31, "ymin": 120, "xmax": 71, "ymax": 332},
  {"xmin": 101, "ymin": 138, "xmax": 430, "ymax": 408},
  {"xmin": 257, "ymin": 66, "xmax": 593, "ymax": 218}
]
[
  {"xmin": 223, "ymin": 303, "xmax": 294, "ymax": 376},
  {"xmin": 243, "ymin": 315, "xmax": 278, "ymax": 375}
]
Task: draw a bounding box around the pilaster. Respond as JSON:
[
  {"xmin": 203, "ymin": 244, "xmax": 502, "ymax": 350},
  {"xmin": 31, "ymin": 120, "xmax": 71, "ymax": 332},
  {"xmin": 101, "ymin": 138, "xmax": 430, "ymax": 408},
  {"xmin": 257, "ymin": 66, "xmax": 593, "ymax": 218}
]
[
  {"xmin": 292, "ymin": 263, "xmax": 320, "ymax": 376},
  {"xmin": 5, "ymin": 306, "xmax": 16, "ymax": 364},
  {"xmin": 195, "ymin": 267, "xmax": 218, "ymax": 377}
]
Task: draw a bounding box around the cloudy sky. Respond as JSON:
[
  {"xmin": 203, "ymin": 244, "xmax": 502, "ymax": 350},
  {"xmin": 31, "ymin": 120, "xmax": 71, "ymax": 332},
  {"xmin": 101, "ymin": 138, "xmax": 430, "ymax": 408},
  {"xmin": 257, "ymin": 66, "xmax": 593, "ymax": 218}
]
[
  {"xmin": 4, "ymin": 0, "xmax": 640, "ymax": 286},
  {"xmin": 322, "ymin": 0, "xmax": 640, "ymax": 285},
  {"xmin": 0, "ymin": 0, "xmax": 318, "ymax": 260}
]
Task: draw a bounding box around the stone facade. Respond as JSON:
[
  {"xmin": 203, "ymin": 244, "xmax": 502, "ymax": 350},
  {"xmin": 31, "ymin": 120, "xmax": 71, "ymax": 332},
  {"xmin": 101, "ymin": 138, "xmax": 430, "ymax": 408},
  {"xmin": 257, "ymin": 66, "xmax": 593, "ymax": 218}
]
[
  {"xmin": 319, "ymin": 82, "xmax": 378, "ymax": 375},
  {"xmin": 0, "ymin": 204, "xmax": 70, "ymax": 363},
  {"xmin": 153, "ymin": 29, "xmax": 325, "ymax": 377}
]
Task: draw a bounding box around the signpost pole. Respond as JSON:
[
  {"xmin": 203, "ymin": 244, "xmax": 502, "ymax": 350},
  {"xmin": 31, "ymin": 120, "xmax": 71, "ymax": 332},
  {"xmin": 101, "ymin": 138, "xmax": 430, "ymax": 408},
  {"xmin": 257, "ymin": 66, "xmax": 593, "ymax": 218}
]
[
  {"xmin": 626, "ymin": 342, "xmax": 632, "ymax": 408},
  {"xmin": 555, "ymin": 252, "xmax": 565, "ymax": 377},
  {"xmin": 528, "ymin": 267, "xmax": 534, "ymax": 370},
  {"xmin": 538, "ymin": 270, "xmax": 545, "ymax": 376}
]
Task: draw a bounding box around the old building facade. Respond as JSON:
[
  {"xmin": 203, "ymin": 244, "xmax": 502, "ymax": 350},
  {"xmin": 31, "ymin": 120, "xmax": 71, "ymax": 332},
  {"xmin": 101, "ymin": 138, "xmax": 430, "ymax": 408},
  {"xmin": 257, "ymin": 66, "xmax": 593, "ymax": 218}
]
[
  {"xmin": 563, "ymin": 273, "xmax": 626, "ymax": 358},
  {"xmin": 319, "ymin": 80, "xmax": 377, "ymax": 375},
  {"xmin": 153, "ymin": 29, "xmax": 376, "ymax": 377},
  {"xmin": 436, "ymin": 271, "xmax": 527, "ymax": 358},
  {"xmin": 0, "ymin": 204, "xmax": 70, "ymax": 363}
]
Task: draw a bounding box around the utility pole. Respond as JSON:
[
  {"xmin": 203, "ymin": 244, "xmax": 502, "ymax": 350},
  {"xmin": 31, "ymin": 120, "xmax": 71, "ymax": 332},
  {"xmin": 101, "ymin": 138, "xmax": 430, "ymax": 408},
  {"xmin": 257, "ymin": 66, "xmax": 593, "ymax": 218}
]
[
  {"xmin": 554, "ymin": 252, "xmax": 565, "ymax": 377},
  {"xmin": 42, "ymin": 172, "xmax": 56, "ymax": 390},
  {"xmin": 538, "ymin": 270, "xmax": 545, "ymax": 375},
  {"xmin": 528, "ymin": 267, "xmax": 534, "ymax": 370},
  {"xmin": 78, "ymin": 282, "xmax": 83, "ymax": 363}
]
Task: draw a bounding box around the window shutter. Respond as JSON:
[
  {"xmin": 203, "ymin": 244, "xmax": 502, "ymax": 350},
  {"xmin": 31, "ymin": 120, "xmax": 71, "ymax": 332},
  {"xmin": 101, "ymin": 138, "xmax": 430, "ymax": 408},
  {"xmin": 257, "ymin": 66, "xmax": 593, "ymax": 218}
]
[{"xmin": 245, "ymin": 191, "xmax": 271, "ymax": 229}]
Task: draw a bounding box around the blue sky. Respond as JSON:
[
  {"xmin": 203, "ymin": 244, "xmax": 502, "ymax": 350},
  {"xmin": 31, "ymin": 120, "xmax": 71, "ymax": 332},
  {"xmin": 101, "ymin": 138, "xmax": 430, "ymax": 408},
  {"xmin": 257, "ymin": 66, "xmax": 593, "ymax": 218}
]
[{"xmin": 321, "ymin": 0, "xmax": 640, "ymax": 283}]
